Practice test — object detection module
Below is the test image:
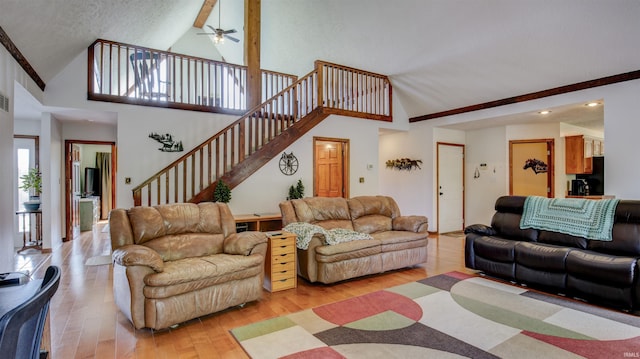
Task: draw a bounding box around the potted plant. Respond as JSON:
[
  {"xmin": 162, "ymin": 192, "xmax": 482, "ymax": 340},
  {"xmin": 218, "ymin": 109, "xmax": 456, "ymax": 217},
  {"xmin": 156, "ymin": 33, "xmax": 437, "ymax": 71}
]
[
  {"xmin": 287, "ymin": 179, "xmax": 305, "ymax": 200},
  {"xmin": 19, "ymin": 167, "xmax": 42, "ymax": 211},
  {"xmin": 213, "ymin": 180, "xmax": 232, "ymax": 203}
]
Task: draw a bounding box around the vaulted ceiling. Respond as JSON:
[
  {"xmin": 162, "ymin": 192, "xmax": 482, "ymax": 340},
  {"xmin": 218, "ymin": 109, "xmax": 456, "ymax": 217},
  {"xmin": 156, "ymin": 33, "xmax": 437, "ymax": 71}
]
[{"xmin": 2, "ymin": 0, "xmax": 639, "ymax": 124}]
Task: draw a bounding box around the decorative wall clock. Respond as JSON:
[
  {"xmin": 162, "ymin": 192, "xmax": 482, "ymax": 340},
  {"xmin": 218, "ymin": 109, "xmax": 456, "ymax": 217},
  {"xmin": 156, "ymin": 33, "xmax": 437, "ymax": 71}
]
[{"xmin": 279, "ymin": 152, "xmax": 299, "ymax": 175}]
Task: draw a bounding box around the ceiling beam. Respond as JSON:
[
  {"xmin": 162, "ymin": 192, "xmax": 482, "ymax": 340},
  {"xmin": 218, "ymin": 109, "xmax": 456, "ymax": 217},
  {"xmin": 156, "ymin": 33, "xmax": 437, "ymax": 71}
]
[
  {"xmin": 245, "ymin": 0, "xmax": 261, "ymax": 109},
  {"xmin": 409, "ymin": 70, "xmax": 640, "ymax": 123},
  {"xmin": 0, "ymin": 26, "xmax": 46, "ymax": 91},
  {"xmin": 193, "ymin": 0, "xmax": 218, "ymax": 28}
]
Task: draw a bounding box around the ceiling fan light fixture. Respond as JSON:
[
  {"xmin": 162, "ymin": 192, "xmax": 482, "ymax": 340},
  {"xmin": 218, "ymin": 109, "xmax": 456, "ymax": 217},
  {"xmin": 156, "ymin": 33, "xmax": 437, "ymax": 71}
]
[{"xmin": 213, "ymin": 34, "xmax": 224, "ymax": 44}]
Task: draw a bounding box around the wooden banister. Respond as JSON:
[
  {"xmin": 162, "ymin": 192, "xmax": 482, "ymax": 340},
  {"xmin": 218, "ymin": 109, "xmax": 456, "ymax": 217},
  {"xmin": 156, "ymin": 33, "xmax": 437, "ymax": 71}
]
[
  {"xmin": 131, "ymin": 60, "xmax": 392, "ymax": 206},
  {"xmin": 88, "ymin": 39, "xmax": 297, "ymax": 114}
]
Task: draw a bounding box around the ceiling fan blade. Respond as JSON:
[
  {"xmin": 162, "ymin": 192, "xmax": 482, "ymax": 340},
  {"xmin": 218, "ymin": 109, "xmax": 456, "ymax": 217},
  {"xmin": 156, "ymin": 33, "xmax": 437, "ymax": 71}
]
[
  {"xmin": 197, "ymin": 32, "xmax": 215, "ymax": 35},
  {"xmin": 223, "ymin": 29, "xmax": 237, "ymax": 34},
  {"xmin": 207, "ymin": 25, "xmax": 217, "ymax": 32},
  {"xmin": 224, "ymin": 34, "xmax": 240, "ymax": 43}
]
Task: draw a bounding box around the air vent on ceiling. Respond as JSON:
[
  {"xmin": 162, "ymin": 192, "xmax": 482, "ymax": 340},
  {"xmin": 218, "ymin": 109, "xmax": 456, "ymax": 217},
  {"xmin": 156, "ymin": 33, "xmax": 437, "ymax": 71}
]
[{"xmin": 0, "ymin": 92, "xmax": 8, "ymax": 112}]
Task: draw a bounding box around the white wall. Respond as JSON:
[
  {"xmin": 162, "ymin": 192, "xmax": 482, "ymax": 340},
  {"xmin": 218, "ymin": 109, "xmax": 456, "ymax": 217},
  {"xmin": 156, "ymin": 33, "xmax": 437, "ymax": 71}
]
[
  {"xmin": 0, "ymin": 45, "xmax": 45, "ymax": 272},
  {"xmin": 170, "ymin": 28, "xmax": 224, "ymax": 62},
  {"xmin": 39, "ymin": 113, "xmax": 63, "ymax": 251},
  {"xmin": 603, "ymin": 80, "xmax": 640, "ymax": 199},
  {"xmin": 465, "ymin": 126, "xmax": 507, "ymax": 226},
  {"xmin": 231, "ymin": 115, "xmax": 382, "ymax": 214},
  {"xmin": 379, "ymin": 126, "xmax": 435, "ymax": 229}
]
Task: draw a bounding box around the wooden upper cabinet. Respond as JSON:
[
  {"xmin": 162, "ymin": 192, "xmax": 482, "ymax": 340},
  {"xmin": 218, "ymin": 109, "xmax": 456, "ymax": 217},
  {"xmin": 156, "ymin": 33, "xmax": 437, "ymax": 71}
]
[{"xmin": 565, "ymin": 135, "xmax": 593, "ymax": 174}]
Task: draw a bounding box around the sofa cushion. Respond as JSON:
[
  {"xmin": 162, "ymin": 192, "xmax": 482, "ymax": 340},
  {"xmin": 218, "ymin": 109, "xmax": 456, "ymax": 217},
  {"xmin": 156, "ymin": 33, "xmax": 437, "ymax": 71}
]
[
  {"xmin": 491, "ymin": 212, "xmax": 538, "ymax": 241},
  {"xmin": 515, "ymin": 242, "xmax": 571, "ymax": 271},
  {"xmin": 566, "ymin": 250, "xmax": 636, "ymax": 286},
  {"xmin": 349, "ymin": 196, "xmax": 399, "ymax": 233},
  {"xmin": 290, "ymin": 197, "xmax": 354, "ymax": 230},
  {"xmin": 371, "ymin": 230, "xmax": 428, "ymax": 251},
  {"xmin": 143, "ymin": 254, "xmax": 263, "ymax": 298},
  {"xmin": 144, "ymin": 233, "xmax": 225, "ymax": 261},
  {"xmin": 537, "ymin": 230, "xmax": 587, "ymax": 249},
  {"xmin": 315, "ymin": 239, "xmax": 380, "ymax": 260},
  {"xmin": 473, "ymin": 237, "xmax": 516, "ymax": 262},
  {"xmin": 588, "ymin": 223, "xmax": 640, "ymax": 256}
]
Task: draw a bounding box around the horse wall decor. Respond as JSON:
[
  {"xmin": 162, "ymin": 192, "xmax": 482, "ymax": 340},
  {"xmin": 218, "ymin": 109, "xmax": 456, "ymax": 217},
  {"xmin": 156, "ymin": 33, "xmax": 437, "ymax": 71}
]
[
  {"xmin": 523, "ymin": 158, "xmax": 548, "ymax": 174},
  {"xmin": 386, "ymin": 158, "xmax": 422, "ymax": 171}
]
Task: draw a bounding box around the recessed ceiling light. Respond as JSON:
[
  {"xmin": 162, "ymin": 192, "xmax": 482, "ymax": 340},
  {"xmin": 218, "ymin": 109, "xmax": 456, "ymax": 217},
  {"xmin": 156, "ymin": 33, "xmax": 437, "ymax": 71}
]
[
  {"xmin": 586, "ymin": 102, "xmax": 600, "ymax": 107},
  {"xmin": 539, "ymin": 110, "xmax": 551, "ymax": 115}
]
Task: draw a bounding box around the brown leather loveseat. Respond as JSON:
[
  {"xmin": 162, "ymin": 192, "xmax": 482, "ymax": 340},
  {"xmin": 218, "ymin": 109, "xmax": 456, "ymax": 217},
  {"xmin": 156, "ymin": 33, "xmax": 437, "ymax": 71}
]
[
  {"xmin": 279, "ymin": 195, "xmax": 429, "ymax": 284},
  {"xmin": 465, "ymin": 195, "xmax": 640, "ymax": 312},
  {"xmin": 109, "ymin": 202, "xmax": 268, "ymax": 330}
]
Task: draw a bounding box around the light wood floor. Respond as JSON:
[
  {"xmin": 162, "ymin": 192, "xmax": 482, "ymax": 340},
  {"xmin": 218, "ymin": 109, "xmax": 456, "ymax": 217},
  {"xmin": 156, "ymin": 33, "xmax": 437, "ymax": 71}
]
[{"xmin": 15, "ymin": 222, "xmax": 472, "ymax": 359}]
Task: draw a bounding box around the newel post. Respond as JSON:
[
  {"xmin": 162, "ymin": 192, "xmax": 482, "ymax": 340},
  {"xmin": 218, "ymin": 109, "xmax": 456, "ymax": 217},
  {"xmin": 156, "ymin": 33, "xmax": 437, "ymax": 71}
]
[{"xmin": 315, "ymin": 61, "xmax": 324, "ymax": 109}]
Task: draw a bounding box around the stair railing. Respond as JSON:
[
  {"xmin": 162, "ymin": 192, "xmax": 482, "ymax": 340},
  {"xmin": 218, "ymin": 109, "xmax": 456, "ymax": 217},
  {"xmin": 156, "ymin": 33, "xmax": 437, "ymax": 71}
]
[{"xmin": 132, "ymin": 60, "xmax": 391, "ymax": 206}]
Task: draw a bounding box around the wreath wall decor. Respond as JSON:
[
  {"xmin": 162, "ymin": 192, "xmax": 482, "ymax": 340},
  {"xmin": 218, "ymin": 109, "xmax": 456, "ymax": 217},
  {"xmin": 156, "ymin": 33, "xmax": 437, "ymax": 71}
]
[
  {"xmin": 386, "ymin": 158, "xmax": 422, "ymax": 171},
  {"xmin": 279, "ymin": 152, "xmax": 299, "ymax": 175}
]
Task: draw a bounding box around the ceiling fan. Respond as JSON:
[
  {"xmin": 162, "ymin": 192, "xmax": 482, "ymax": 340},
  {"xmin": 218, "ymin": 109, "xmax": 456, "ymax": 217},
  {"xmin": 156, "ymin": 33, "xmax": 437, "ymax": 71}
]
[{"xmin": 197, "ymin": 0, "xmax": 239, "ymax": 44}]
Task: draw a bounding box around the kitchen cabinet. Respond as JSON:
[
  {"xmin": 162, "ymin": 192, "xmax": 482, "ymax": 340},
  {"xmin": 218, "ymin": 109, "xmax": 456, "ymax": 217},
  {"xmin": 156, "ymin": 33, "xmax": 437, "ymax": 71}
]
[
  {"xmin": 565, "ymin": 135, "xmax": 591, "ymax": 174},
  {"xmin": 565, "ymin": 135, "xmax": 603, "ymax": 174}
]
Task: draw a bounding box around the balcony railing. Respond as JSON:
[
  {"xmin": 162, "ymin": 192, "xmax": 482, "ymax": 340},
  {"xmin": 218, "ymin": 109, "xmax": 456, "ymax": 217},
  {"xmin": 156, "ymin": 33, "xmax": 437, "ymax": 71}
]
[
  {"xmin": 87, "ymin": 39, "xmax": 297, "ymax": 114},
  {"xmin": 132, "ymin": 60, "xmax": 392, "ymax": 206}
]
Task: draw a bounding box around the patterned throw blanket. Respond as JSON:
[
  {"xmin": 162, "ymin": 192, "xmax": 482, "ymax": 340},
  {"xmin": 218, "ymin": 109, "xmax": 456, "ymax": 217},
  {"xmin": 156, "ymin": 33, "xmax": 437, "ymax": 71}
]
[
  {"xmin": 283, "ymin": 222, "xmax": 373, "ymax": 249},
  {"xmin": 520, "ymin": 196, "xmax": 619, "ymax": 241}
]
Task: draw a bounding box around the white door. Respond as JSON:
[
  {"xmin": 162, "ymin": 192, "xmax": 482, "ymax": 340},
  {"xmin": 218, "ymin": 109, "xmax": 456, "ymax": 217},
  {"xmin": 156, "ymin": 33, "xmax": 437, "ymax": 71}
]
[
  {"xmin": 14, "ymin": 137, "xmax": 38, "ymax": 247},
  {"xmin": 437, "ymin": 143, "xmax": 464, "ymax": 233}
]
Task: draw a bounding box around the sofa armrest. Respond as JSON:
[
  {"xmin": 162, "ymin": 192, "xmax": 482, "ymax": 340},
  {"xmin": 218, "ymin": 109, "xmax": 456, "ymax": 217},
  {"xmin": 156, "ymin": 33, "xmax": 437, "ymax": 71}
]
[
  {"xmin": 224, "ymin": 231, "xmax": 268, "ymax": 256},
  {"xmin": 464, "ymin": 224, "xmax": 497, "ymax": 236},
  {"xmin": 393, "ymin": 215, "xmax": 429, "ymax": 233},
  {"xmin": 112, "ymin": 244, "xmax": 164, "ymax": 272},
  {"xmin": 297, "ymin": 235, "xmax": 326, "ymax": 283}
]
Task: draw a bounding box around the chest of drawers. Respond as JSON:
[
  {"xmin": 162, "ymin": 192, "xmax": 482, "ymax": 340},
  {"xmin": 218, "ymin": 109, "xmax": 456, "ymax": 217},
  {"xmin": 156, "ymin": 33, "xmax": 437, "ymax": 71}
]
[{"xmin": 264, "ymin": 231, "xmax": 297, "ymax": 292}]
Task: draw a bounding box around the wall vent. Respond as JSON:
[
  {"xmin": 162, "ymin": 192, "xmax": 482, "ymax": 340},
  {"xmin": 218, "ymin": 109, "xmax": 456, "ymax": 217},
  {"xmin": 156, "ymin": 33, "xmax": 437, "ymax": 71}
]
[{"xmin": 0, "ymin": 93, "xmax": 8, "ymax": 112}]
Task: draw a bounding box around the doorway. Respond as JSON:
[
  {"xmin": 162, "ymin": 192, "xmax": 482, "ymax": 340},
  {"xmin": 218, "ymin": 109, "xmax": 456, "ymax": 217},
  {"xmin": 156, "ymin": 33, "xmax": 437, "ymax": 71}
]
[
  {"xmin": 314, "ymin": 137, "xmax": 349, "ymax": 198},
  {"xmin": 64, "ymin": 140, "xmax": 116, "ymax": 241},
  {"xmin": 437, "ymin": 142, "xmax": 465, "ymax": 233},
  {"xmin": 14, "ymin": 135, "xmax": 39, "ymax": 247},
  {"xmin": 509, "ymin": 139, "xmax": 554, "ymax": 197}
]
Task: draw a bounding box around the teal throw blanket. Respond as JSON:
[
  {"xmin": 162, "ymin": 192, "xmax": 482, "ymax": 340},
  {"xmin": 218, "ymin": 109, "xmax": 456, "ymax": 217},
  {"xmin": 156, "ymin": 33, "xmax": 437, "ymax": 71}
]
[{"xmin": 520, "ymin": 196, "xmax": 619, "ymax": 241}]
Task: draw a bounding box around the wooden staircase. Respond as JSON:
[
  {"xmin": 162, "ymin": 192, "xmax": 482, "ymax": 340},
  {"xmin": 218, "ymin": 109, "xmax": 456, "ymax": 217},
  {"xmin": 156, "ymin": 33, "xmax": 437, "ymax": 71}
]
[{"xmin": 132, "ymin": 60, "xmax": 392, "ymax": 206}]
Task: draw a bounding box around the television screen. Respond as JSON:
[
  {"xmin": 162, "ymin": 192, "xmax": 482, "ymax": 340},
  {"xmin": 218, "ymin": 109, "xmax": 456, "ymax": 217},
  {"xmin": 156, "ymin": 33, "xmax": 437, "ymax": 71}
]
[{"xmin": 84, "ymin": 167, "xmax": 100, "ymax": 196}]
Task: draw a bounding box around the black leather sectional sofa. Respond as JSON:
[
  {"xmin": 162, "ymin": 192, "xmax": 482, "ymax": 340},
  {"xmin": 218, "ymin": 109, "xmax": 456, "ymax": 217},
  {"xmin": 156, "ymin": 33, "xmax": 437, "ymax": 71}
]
[{"xmin": 465, "ymin": 195, "xmax": 640, "ymax": 312}]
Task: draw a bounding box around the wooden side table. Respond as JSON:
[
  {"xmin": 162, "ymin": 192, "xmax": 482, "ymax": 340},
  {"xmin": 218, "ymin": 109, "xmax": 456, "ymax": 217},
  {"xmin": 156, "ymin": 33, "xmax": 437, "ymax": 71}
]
[
  {"xmin": 16, "ymin": 209, "xmax": 42, "ymax": 252},
  {"xmin": 263, "ymin": 231, "xmax": 297, "ymax": 292}
]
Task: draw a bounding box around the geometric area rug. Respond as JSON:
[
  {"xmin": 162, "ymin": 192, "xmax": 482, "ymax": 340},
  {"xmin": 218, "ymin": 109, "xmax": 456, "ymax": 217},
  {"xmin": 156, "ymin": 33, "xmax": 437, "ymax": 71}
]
[{"xmin": 231, "ymin": 271, "xmax": 640, "ymax": 358}]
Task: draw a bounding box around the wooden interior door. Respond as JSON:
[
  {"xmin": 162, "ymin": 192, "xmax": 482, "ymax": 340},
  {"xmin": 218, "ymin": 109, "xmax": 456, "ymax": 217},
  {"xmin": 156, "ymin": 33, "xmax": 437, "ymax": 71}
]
[
  {"xmin": 509, "ymin": 139, "xmax": 554, "ymax": 197},
  {"xmin": 314, "ymin": 138, "xmax": 348, "ymax": 198}
]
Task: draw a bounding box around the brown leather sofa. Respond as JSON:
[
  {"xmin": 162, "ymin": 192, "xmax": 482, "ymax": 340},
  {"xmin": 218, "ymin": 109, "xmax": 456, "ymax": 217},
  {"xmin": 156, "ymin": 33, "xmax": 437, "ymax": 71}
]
[
  {"xmin": 279, "ymin": 196, "xmax": 429, "ymax": 284},
  {"xmin": 109, "ymin": 202, "xmax": 268, "ymax": 330},
  {"xmin": 465, "ymin": 195, "xmax": 640, "ymax": 312}
]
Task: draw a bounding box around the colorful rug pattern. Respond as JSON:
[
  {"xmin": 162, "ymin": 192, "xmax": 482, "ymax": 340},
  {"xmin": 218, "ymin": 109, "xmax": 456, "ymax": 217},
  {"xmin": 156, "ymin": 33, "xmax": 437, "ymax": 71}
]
[{"xmin": 231, "ymin": 272, "xmax": 640, "ymax": 358}]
